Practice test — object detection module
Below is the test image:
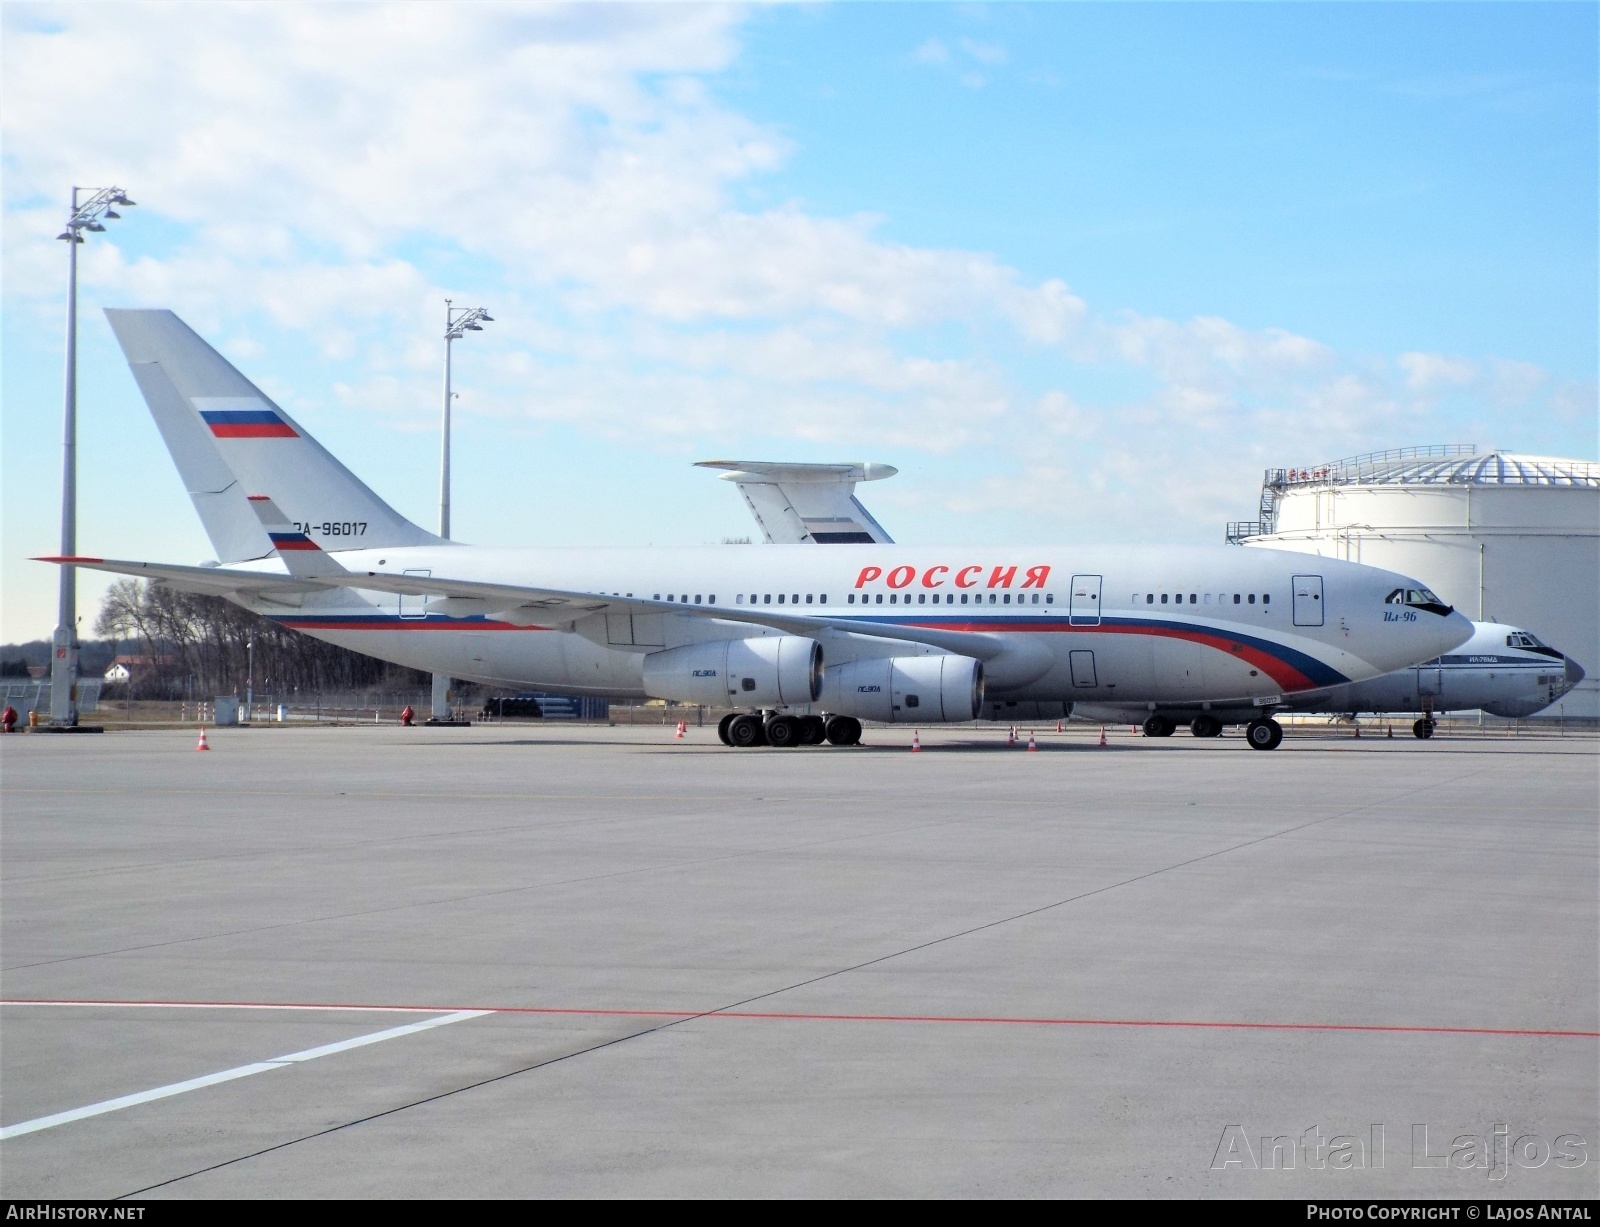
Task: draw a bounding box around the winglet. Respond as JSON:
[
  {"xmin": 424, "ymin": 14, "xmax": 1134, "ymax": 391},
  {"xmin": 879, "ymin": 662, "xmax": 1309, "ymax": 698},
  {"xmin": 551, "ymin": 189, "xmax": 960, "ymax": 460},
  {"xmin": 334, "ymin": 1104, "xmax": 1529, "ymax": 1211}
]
[{"xmin": 246, "ymin": 496, "xmax": 346, "ymax": 577}]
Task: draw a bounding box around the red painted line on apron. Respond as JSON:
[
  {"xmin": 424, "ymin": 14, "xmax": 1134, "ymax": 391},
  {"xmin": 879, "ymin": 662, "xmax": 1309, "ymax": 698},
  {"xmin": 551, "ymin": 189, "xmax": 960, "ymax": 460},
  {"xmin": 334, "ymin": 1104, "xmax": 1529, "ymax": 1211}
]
[{"xmin": 5, "ymin": 1000, "xmax": 1592, "ymax": 1039}]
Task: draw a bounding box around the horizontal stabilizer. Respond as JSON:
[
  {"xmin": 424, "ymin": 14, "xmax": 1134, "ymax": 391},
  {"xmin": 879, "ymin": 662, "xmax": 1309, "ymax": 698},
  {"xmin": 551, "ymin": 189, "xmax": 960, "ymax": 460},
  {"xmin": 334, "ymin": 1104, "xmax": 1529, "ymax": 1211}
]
[{"xmin": 696, "ymin": 460, "xmax": 896, "ymax": 545}]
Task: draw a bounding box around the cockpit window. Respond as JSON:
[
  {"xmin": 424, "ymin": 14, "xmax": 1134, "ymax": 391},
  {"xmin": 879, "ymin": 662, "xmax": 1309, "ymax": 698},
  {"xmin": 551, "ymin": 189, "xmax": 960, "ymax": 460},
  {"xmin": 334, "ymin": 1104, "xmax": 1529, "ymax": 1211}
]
[
  {"xmin": 1507, "ymin": 632, "xmax": 1546, "ymax": 650},
  {"xmin": 1388, "ymin": 587, "xmax": 1445, "ymax": 608}
]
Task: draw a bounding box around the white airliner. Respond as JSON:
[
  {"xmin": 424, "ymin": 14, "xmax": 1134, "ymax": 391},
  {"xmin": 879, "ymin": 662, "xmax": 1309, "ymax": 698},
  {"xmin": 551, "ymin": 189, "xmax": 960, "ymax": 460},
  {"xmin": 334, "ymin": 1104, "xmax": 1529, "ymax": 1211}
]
[
  {"xmin": 1077, "ymin": 623, "xmax": 1585, "ymax": 739},
  {"xmin": 716, "ymin": 461, "xmax": 1587, "ymax": 739},
  {"xmin": 38, "ymin": 309, "xmax": 1473, "ymax": 751}
]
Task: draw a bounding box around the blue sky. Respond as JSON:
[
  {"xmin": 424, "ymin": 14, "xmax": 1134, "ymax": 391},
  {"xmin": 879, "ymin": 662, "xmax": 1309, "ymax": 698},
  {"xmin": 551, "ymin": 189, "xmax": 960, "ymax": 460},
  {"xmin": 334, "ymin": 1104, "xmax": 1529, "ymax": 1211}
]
[{"xmin": 4, "ymin": 2, "xmax": 1596, "ymax": 641}]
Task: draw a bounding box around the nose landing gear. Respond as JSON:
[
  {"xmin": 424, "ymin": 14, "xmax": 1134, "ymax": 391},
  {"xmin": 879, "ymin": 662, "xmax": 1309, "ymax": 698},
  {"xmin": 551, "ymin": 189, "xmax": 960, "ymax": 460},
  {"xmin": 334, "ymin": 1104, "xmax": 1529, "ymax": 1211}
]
[
  {"xmin": 1412, "ymin": 718, "xmax": 1436, "ymax": 740},
  {"xmin": 1245, "ymin": 718, "xmax": 1284, "ymax": 751}
]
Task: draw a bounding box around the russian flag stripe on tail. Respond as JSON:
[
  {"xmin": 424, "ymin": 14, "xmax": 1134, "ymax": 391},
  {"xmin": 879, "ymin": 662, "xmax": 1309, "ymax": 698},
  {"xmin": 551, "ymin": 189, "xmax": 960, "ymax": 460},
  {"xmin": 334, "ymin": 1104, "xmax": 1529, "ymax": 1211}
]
[
  {"xmin": 198, "ymin": 399, "xmax": 298, "ymax": 438},
  {"xmin": 267, "ymin": 531, "xmax": 320, "ymax": 552}
]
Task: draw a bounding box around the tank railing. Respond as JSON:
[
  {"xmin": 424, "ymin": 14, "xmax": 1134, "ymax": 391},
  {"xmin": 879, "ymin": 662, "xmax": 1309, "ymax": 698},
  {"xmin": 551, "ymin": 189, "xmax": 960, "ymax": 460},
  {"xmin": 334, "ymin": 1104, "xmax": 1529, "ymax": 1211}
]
[
  {"xmin": 1264, "ymin": 444, "xmax": 1478, "ymax": 490},
  {"xmin": 1225, "ymin": 521, "xmax": 1265, "ymax": 544}
]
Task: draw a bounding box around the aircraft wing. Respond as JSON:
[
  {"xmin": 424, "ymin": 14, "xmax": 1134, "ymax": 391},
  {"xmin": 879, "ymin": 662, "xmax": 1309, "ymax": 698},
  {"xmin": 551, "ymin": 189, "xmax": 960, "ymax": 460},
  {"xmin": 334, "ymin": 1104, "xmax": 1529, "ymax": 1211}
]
[
  {"xmin": 37, "ymin": 553, "xmax": 1013, "ymax": 662},
  {"xmin": 326, "ymin": 565, "xmax": 1011, "ymax": 660},
  {"xmin": 34, "ymin": 555, "xmax": 327, "ymax": 597}
]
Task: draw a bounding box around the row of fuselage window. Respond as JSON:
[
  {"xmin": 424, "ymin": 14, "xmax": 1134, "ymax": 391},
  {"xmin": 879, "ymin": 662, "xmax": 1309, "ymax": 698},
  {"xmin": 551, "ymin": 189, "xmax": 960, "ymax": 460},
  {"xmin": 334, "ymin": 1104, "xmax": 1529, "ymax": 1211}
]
[
  {"xmin": 651, "ymin": 592, "xmax": 1058, "ymax": 606},
  {"xmin": 1144, "ymin": 592, "xmax": 1270, "ymax": 606},
  {"xmin": 647, "ymin": 591, "xmax": 1267, "ymax": 609}
]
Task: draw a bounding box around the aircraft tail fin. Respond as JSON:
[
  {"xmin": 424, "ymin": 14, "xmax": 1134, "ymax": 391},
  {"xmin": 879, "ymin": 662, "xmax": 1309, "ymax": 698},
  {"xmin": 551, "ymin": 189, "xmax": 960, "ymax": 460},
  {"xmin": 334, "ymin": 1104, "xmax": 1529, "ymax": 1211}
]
[
  {"xmin": 105, "ymin": 309, "xmax": 438, "ymax": 554},
  {"xmin": 694, "ymin": 460, "xmax": 896, "ymax": 544}
]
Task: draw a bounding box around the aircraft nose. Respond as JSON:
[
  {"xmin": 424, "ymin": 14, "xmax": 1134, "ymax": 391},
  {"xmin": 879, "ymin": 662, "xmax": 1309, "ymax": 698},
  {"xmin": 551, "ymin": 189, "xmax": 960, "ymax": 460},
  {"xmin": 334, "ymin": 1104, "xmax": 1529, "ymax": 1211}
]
[
  {"xmin": 1437, "ymin": 609, "xmax": 1474, "ymax": 655},
  {"xmin": 1564, "ymin": 656, "xmax": 1587, "ymax": 690}
]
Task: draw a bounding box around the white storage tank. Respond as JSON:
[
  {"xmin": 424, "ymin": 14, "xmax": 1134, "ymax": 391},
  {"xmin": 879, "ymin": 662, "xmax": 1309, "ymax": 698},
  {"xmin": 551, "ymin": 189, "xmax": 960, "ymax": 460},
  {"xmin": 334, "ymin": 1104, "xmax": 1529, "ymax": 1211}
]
[{"xmin": 1228, "ymin": 446, "xmax": 1599, "ymax": 719}]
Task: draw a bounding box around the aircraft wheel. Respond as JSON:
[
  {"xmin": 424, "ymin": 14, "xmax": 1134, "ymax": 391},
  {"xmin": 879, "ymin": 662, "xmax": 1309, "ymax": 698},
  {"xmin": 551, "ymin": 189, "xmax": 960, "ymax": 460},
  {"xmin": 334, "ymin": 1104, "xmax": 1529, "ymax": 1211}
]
[
  {"xmin": 1245, "ymin": 718, "xmax": 1284, "ymax": 751},
  {"xmin": 798, "ymin": 715, "xmax": 827, "ymax": 745},
  {"xmin": 1190, "ymin": 715, "xmax": 1223, "ymax": 738},
  {"xmin": 717, "ymin": 713, "xmax": 737, "ymax": 746},
  {"xmin": 1142, "ymin": 715, "xmax": 1175, "ymax": 738},
  {"xmin": 825, "ymin": 716, "xmax": 862, "ymax": 746},
  {"xmin": 727, "ymin": 713, "xmax": 766, "ymax": 748},
  {"xmin": 765, "ymin": 715, "xmax": 803, "ymax": 748},
  {"xmin": 1413, "ymin": 718, "xmax": 1435, "ymax": 740}
]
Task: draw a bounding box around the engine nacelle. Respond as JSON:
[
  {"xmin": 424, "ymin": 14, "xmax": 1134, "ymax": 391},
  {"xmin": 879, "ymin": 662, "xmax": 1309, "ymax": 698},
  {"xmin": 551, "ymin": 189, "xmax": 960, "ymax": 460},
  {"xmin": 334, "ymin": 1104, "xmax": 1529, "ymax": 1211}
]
[
  {"xmin": 820, "ymin": 654, "xmax": 984, "ymax": 723},
  {"xmin": 641, "ymin": 636, "xmax": 822, "ymax": 707}
]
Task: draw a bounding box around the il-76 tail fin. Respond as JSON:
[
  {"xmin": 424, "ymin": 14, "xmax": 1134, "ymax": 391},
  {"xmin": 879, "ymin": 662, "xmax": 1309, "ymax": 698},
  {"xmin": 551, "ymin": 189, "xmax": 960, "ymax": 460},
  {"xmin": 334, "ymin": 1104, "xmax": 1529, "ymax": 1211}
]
[{"xmin": 105, "ymin": 309, "xmax": 438, "ymax": 554}]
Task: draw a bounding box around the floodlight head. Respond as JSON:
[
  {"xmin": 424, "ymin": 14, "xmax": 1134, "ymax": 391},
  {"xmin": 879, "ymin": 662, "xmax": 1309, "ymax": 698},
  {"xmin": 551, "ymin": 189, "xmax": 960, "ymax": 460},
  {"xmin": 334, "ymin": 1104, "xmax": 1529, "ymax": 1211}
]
[
  {"xmin": 56, "ymin": 231, "xmax": 74, "ymax": 241},
  {"xmin": 480, "ymin": 313, "xmax": 494, "ymax": 322},
  {"xmin": 465, "ymin": 322, "xmax": 482, "ymax": 331},
  {"xmin": 112, "ymin": 195, "xmax": 135, "ymax": 206},
  {"xmin": 85, "ymin": 222, "xmax": 105, "ymax": 232},
  {"xmin": 104, "ymin": 210, "xmax": 121, "ymax": 220}
]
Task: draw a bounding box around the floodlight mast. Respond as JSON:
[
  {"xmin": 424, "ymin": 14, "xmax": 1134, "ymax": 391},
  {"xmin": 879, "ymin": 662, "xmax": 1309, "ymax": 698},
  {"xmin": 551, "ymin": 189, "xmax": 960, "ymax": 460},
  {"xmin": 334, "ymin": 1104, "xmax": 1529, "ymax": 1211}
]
[
  {"xmin": 50, "ymin": 186, "xmax": 134, "ymax": 726},
  {"xmin": 433, "ymin": 299, "xmax": 492, "ymax": 720}
]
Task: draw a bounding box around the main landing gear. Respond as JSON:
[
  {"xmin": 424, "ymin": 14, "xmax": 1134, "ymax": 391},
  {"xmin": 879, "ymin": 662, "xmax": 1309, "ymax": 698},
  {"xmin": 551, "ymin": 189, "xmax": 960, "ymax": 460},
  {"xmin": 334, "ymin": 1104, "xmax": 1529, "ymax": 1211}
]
[
  {"xmin": 718, "ymin": 712, "xmax": 861, "ymax": 748},
  {"xmin": 1189, "ymin": 715, "xmax": 1224, "ymax": 738},
  {"xmin": 1142, "ymin": 715, "xmax": 1175, "ymax": 738},
  {"xmin": 1245, "ymin": 718, "xmax": 1284, "ymax": 751}
]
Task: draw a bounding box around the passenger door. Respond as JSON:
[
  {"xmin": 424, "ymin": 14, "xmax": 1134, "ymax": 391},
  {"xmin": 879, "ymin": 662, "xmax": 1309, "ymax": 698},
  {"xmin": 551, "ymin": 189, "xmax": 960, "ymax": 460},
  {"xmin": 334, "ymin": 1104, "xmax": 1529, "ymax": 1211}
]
[
  {"xmin": 399, "ymin": 569, "xmax": 431, "ymax": 620},
  {"xmin": 1292, "ymin": 574, "xmax": 1325, "ymax": 627},
  {"xmin": 1069, "ymin": 574, "xmax": 1103, "ymax": 626}
]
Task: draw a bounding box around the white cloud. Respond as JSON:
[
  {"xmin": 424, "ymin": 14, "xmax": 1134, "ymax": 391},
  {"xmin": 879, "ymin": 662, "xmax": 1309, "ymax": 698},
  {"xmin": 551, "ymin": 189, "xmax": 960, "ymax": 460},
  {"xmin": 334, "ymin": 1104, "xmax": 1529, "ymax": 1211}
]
[
  {"xmin": 1, "ymin": 0, "xmax": 1573, "ymax": 570},
  {"xmin": 1397, "ymin": 351, "xmax": 1479, "ymax": 392}
]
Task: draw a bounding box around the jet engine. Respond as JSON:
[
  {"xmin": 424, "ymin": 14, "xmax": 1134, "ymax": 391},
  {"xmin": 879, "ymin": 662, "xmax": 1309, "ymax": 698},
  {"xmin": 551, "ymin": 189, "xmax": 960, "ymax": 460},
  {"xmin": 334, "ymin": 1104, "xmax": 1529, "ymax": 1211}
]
[
  {"xmin": 820, "ymin": 654, "xmax": 984, "ymax": 723},
  {"xmin": 642, "ymin": 636, "xmax": 822, "ymax": 707}
]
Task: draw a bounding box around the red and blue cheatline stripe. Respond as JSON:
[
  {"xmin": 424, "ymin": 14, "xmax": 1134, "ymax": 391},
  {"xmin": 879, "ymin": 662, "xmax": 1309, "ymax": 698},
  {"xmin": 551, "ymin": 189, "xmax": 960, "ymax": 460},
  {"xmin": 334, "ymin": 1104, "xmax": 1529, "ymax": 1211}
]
[
  {"xmin": 849, "ymin": 612, "xmax": 1350, "ymax": 693},
  {"xmin": 200, "ymin": 408, "xmax": 298, "ymax": 438},
  {"xmin": 267, "ymin": 531, "xmax": 320, "ymax": 553}
]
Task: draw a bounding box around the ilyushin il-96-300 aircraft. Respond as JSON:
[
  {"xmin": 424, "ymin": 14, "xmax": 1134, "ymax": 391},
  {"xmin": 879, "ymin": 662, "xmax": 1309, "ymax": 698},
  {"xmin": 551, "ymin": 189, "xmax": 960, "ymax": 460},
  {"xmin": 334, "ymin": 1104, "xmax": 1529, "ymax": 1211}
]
[{"xmin": 40, "ymin": 309, "xmax": 1474, "ymax": 751}]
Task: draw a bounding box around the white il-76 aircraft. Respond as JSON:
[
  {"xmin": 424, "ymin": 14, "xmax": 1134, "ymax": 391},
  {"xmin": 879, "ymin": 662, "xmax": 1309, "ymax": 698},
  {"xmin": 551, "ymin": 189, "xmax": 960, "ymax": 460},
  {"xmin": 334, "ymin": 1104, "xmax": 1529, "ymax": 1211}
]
[{"xmin": 39, "ymin": 309, "xmax": 1473, "ymax": 751}]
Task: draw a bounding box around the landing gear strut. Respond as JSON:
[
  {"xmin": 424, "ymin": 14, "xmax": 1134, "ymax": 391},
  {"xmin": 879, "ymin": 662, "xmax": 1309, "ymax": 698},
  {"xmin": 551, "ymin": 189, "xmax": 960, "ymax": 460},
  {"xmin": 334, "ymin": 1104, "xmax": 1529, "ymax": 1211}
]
[{"xmin": 1245, "ymin": 718, "xmax": 1284, "ymax": 751}]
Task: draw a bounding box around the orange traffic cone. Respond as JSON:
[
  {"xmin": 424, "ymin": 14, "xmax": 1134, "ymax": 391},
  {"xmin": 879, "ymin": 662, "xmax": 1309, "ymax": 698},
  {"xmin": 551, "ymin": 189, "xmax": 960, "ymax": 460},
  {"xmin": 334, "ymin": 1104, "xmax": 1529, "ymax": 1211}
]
[
  {"xmin": 911, "ymin": 730, "xmax": 922, "ymax": 752},
  {"xmin": 1055, "ymin": 719, "xmax": 1063, "ymax": 733},
  {"xmin": 195, "ymin": 727, "xmax": 210, "ymax": 752},
  {"xmin": 1098, "ymin": 726, "xmax": 1108, "ymax": 747},
  {"xmin": 1354, "ymin": 723, "xmax": 1361, "ymax": 739},
  {"xmin": 1027, "ymin": 730, "xmax": 1037, "ymax": 752},
  {"xmin": 1386, "ymin": 725, "xmax": 1393, "ymax": 739},
  {"xmin": 674, "ymin": 720, "xmax": 686, "ymax": 740}
]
